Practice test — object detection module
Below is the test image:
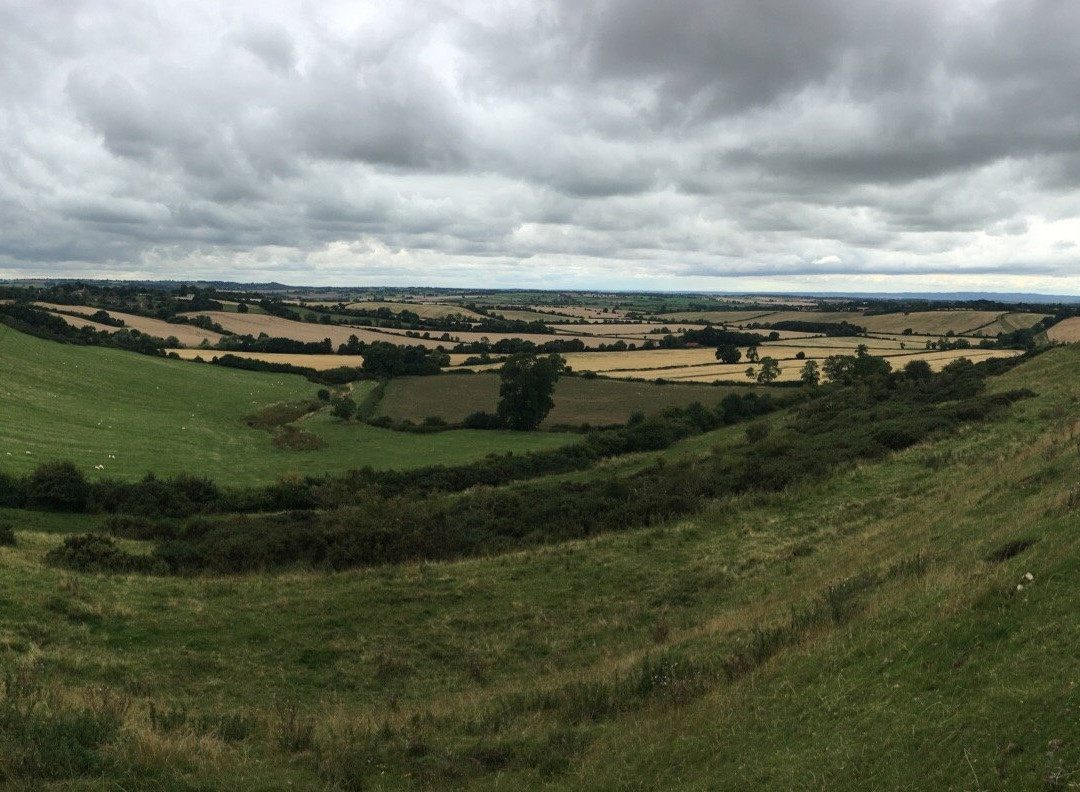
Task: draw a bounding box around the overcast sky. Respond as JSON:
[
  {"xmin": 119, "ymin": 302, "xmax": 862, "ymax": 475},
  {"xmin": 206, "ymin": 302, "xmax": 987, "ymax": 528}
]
[{"xmin": 2, "ymin": 0, "xmax": 1079, "ymax": 292}]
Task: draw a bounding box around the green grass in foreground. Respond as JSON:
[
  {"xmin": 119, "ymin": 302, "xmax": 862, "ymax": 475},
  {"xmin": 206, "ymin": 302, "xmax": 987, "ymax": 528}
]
[
  {"xmin": 1, "ymin": 345, "xmax": 1079, "ymax": 789},
  {"xmin": 0, "ymin": 329, "xmax": 577, "ymax": 485}
]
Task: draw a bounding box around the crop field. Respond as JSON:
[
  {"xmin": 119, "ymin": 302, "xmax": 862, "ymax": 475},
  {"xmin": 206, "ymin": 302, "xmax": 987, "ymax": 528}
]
[
  {"xmin": 0, "ymin": 329, "xmax": 576, "ymax": 484},
  {"xmin": 35, "ymin": 302, "xmax": 224, "ymax": 346},
  {"xmin": 658, "ymin": 308, "xmax": 1046, "ymax": 337},
  {"xmin": 168, "ymin": 350, "xmax": 366, "ymax": 369},
  {"xmin": 181, "ymin": 311, "xmax": 447, "ymax": 348},
  {"xmin": 342, "ymin": 301, "xmax": 488, "ymax": 320},
  {"xmin": 459, "ymin": 345, "xmax": 1021, "ymax": 383},
  {"xmin": 374, "ymin": 374, "xmax": 748, "ymax": 426},
  {"xmin": 642, "ymin": 348, "xmax": 1023, "ymax": 383},
  {"xmin": 2, "ymin": 343, "xmax": 1079, "ymax": 789},
  {"xmin": 528, "ymin": 304, "xmax": 630, "ymax": 320},
  {"xmin": 969, "ymin": 311, "xmax": 1050, "ymax": 336},
  {"xmin": 1047, "ymin": 316, "xmax": 1080, "ymax": 342},
  {"xmin": 453, "ymin": 336, "xmax": 1020, "ymax": 382},
  {"xmin": 659, "ymin": 309, "xmax": 779, "ymax": 323},
  {"xmin": 489, "ymin": 308, "xmax": 584, "ymax": 323},
  {"xmin": 553, "ymin": 322, "xmax": 700, "ymax": 337},
  {"xmin": 374, "ymin": 325, "xmax": 644, "ymax": 348},
  {"xmin": 857, "ymin": 310, "xmax": 1017, "ymax": 335}
]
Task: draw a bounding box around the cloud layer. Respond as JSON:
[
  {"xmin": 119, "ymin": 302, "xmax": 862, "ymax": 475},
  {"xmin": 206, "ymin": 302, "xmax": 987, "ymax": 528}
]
[{"xmin": 2, "ymin": 0, "xmax": 1079, "ymax": 291}]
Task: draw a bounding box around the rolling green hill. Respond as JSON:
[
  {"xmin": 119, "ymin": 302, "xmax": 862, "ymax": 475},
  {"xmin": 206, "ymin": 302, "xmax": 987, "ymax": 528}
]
[
  {"xmin": 0, "ymin": 344, "xmax": 1076, "ymax": 788},
  {"xmin": 0, "ymin": 329, "xmax": 576, "ymax": 485}
]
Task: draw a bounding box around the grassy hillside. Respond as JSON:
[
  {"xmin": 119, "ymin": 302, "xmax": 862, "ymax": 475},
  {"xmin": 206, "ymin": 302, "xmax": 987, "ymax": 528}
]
[
  {"xmin": 0, "ymin": 329, "xmax": 576, "ymax": 485},
  {"xmin": 0, "ymin": 344, "xmax": 1077, "ymax": 788}
]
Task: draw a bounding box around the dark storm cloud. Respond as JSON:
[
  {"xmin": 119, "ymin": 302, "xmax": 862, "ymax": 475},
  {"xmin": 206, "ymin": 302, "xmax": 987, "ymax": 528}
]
[{"xmin": 1, "ymin": 0, "xmax": 1079, "ymax": 289}]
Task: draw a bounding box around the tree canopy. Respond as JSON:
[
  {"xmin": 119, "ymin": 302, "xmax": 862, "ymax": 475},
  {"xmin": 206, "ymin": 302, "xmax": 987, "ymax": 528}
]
[{"xmin": 496, "ymin": 354, "xmax": 566, "ymax": 430}]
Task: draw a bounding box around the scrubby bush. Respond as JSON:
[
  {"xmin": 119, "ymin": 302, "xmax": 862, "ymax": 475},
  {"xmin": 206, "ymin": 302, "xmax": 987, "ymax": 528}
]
[
  {"xmin": 25, "ymin": 461, "xmax": 88, "ymax": 511},
  {"xmin": 45, "ymin": 534, "xmax": 163, "ymax": 574},
  {"xmin": 0, "ymin": 472, "xmax": 25, "ymax": 508}
]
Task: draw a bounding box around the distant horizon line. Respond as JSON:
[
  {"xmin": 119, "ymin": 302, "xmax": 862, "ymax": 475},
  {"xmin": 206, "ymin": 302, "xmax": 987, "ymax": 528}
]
[{"xmin": 3, "ymin": 277, "xmax": 1080, "ymax": 302}]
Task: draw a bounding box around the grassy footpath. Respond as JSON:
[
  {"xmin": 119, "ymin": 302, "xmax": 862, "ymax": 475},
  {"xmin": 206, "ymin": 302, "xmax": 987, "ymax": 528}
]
[
  {"xmin": 0, "ymin": 345, "xmax": 1077, "ymax": 788},
  {"xmin": 0, "ymin": 329, "xmax": 577, "ymax": 485}
]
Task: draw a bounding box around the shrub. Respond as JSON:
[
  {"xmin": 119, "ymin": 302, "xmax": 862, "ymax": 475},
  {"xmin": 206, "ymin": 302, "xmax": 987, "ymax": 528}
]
[
  {"xmin": 0, "ymin": 523, "xmax": 14, "ymax": 546},
  {"xmin": 463, "ymin": 411, "xmax": 506, "ymax": 430},
  {"xmin": 0, "ymin": 472, "xmax": 24, "ymax": 508},
  {"xmin": 331, "ymin": 397, "xmax": 356, "ymax": 420},
  {"xmin": 745, "ymin": 423, "xmax": 770, "ymax": 443},
  {"xmin": 25, "ymin": 461, "xmax": 88, "ymax": 511},
  {"xmin": 44, "ymin": 534, "xmax": 163, "ymax": 574}
]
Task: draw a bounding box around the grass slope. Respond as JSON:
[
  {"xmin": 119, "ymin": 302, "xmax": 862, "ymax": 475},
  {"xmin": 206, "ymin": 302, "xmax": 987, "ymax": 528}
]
[
  {"xmin": 0, "ymin": 329, "xmax": 576, "ymax": 485},
  {"xmin": 2, "ymin": 345, "xmax": 1079, "ymax": 788}
]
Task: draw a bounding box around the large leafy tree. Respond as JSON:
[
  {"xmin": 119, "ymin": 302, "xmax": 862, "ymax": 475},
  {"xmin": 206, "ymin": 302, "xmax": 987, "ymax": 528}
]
[{"xmin": 496, "ymin": 354, "xmax": 566, "ymax": 430}]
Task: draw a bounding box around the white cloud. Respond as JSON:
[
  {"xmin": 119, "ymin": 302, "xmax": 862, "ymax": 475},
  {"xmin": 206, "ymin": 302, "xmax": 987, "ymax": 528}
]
[{"xmin": 0, "ymin": 0, "xmax": 1079, "ymax": 292}]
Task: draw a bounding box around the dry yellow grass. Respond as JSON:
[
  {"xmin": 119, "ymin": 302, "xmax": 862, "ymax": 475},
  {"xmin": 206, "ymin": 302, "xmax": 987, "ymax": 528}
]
[
  {"xmin": 181, "ymin": 311, "xmax": 447, "ymax": 348},
  {"xmin": 167, "ymin": 350, "xmax": 365, "ymax": 369},
  {"xmin": 1047, "ymin": 316, "xmax": 1080, "ymax": 343},
  {"xmin": 36, "ymin": 303, "xmax": 223, "ymax": 347}
]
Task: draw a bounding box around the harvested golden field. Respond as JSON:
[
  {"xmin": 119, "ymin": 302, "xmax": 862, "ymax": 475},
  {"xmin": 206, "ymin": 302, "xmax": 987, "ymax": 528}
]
[
  {"xmin": 181, "ymin": 311, "xmax": 447, "ymax": 348},
  {"xmin": 539, "ymin": 348, "xmax": 722, "ymax": 372},
  {"xmin": 610, "ymin": 348, "xmax": 1024, "ymax": 383},
  {"xmin": 47, "ymin": 313, "xmax": 117, "ymax": 333},
  {"xmin": 376, "ymin": 326, "xmax": 641, "ymax": 349},
  {"xmin": 167, "ymin": 350, "xmax": 365, "ymax": 369},
  {"xmin": 857, "ymin": 310, "xmax": 1008, "ymax": 335},
  {"xmin": 970, "ymin": 311, "xmax": 1049, "ymax": 336},
  {"xmin": 1047, "ymin": 316, "xmax": 1080, "ymax": 343},
  {"xmin": 489, "ymin": 309, "xmax": 583, "ymax": 323},
  {"xmin": 36, "ymin": 303, "xmax": 223, "ymax": 346},
  {"xmin": 661, "ymin": 309, "xmax": 1017, "ymax": 337},
  {"xmin": 343, "ymin": 301, "xmax": 487, "ymax": 320},
  {"xmin": 554, "ymin": 322, "xmax": 698, "ymax": 337},
  {"xmin": 765, "ymin": 336, "xmax": 909, "ymax": 350},
  {"xmin": 658, "ymin": 310, "xmax": 776, "ymax": 324},
  {"xmin": 529, "ymin": 304, "xmax": 629, "ymax": 320},
  {"xmin": 744, "ymin": 310, "xmax": 869, "ymax": 325}
]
